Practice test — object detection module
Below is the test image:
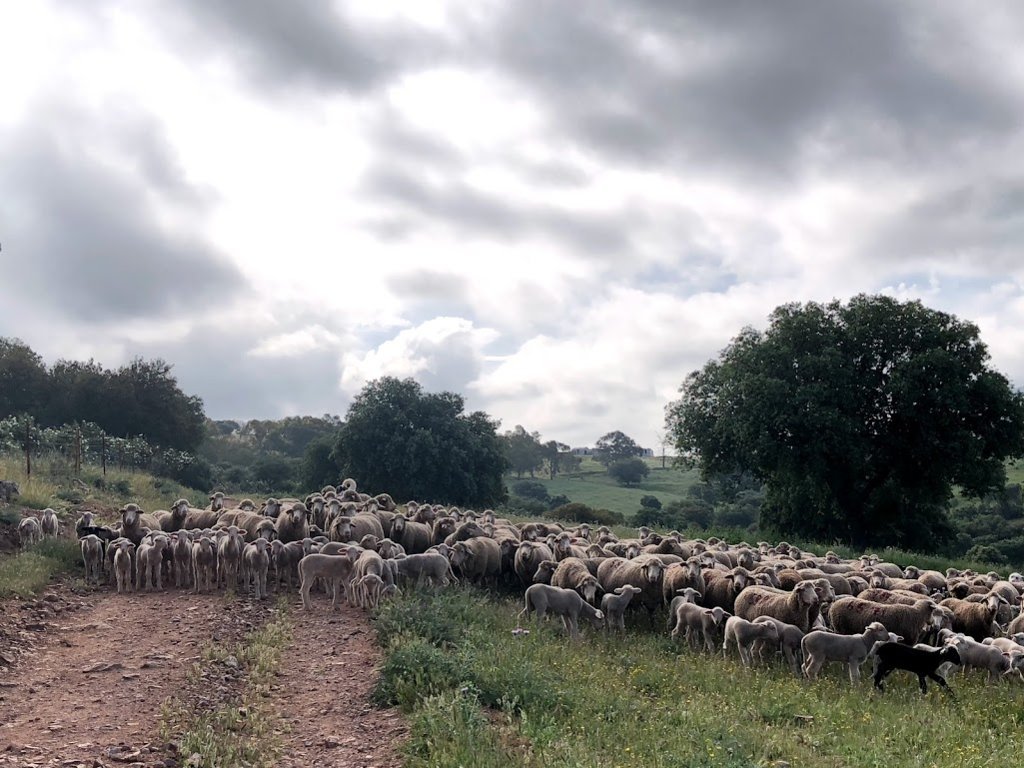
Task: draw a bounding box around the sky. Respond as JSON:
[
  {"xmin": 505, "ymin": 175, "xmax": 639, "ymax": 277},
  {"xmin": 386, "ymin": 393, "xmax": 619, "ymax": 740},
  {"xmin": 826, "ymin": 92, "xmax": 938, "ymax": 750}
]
[{"xmin": 3, "ymin": 1, "xmax": 1024, "ymax": 452}]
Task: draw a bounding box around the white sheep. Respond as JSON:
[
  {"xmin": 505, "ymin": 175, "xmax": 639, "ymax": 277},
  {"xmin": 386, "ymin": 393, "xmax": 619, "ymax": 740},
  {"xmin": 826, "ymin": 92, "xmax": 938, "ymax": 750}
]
[
  {"xmin": 601, "ymin": 585, "xmax": 642, "ymax": 631},
  {"xmin": 80, "ymin": 534, "xmax": 104, "ymax": 584},
  {"xmin": 137, "ymin": 534, "xmax": 169, "ymax": 591},
  {"xmin": 751, "ymin": 616, "xmax": 805, "ymax": 675},
  {"xmin": 299, "ymin": 550, "xmax": 361, "ymax": 610},
  {"xmin": 40, "ymin": 508, "xmax": 59, "ymax": 538},
  {"xmin": 243, "ymin": 538, "xmax": 271, "ymax": 600},
  {"xmin": 801, "ymin": 621, "xmax": 891, "ymax": 682},
  {"xmin": 518, "ymin": 583, "xmax": 605, "ymax": 640},
  {"xmin": 723, "ymin": 616, "xmax": 780, "ymax": 666},
  {"xmin": 112, "ymin": 540, "xmax": 135, "ymax": 594},
  {"xmin": 191, "ymin": 536, "xmax": 217, "ymax": 593},
  {"xmin": 18, "ymin": 517, "xmax": 41, "ymax": 549}
]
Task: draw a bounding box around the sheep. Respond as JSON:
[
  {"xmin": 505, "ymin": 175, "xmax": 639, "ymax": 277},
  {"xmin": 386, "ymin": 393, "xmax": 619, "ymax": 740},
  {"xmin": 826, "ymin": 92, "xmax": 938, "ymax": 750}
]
[
  {"xmin": 871, "ymin": 642, "xmax": 961, "ymax": 694},
  {"xmin": 191, "ymin": 536, "xmax": 217, "ymax": 593},
  {"xmin": 208, "ymin": 491, "xmax": 226, "ymax": 512},
  {"xmin": 700, "ymin": 567, "xmax": 752, "ymax": 614},
  {"xmin": 723, "ymin": 616, "xmax": 780, "ymax": 667},
  {"xmin": 551, "ymin": 557, "xmax": 602, "ymax": 604},
  {"xmin": 828, "ymin": 597, "xmax": 944, "ymax": 645},
  {"xmin": 216, "ymin": 526, "xmax": 244, "ymax": 589},
  {"xmin": 354, "ymin": 573, "xmax": 387, "ymax": 610},
  {"xmin": 948, "ymin": 634, "xmax": 1024, "ymax": 682},
  {"xmin": 168, "ymin": 531, "xmax": 192, "ymax": 588},
  {"xmin": 216, "ymin": 511, "xmax": 276, "ymax": 543},
  {"xmin": 75, "ymin": 511, "xmax": 96, "ymax": 538},
  {"xmin": 153, "ymin": 503, "xmax": 188, "ymax": 533},
  {"xmin": 801, "ymin": 622, "xmax": 891, "ymax": 682},
  {"xmin": 751, "ymin": 616, "xmax": 805, "ymax": 675},
  {"xmin": 983, "ymin": 633, "xmax": 1024, "ymax": 654},
  {"xmin": 940, "ymin": 595, "xmax": 1005, "ymax": 641},
  {"xmin": 112, "ymin": 539, "xmax": 135, "ymax": 594},
  {"xmin": 119, "ymin": 504, "xmax": 161, "ymax": 546},
  {"xmin": 299, "ymin": 550, "xmax": 361, "ymax": 610},
  {"xmin": 270, "ymin": 539, "xmax": 305, "ymax": 588},
  {"xmin": 596, "ymin": 555, "xmax": 666, "ymax": 624},
  {"xmin": 394, "ymin": 552, "xmax": 459, "ymax": 587},
  {"xmin": 518, "ymin": 583, "xmax": 605, "ymax": 640},
  {"xmin": 733, "ymin": 580, "xmax": 820, "ymax": 632},
  {"xmin": 390, "ymin": 515, "xmax": 432, "ymax": 554},
  {"xmin": 18, "ymin": 516, "xmax": 41, "ymax": 549},
  {"xmin": 601, "ymin": 585, "xmax": 642, "ymax": 631},
  {"xmin": 903, "ymin": 566, "xmax": 947, "ymax": 593},
  {"xmin": 137, "ymin": 534, "xmax": 169, "ymax": 591},
  {"xmin": 449, "ymin": 537, "xmax": 502, "ymax": 584},
  {"xmin": 661, "ymin": 559, "xmax": 706, "ymax": 607},
  {"xmin": 177, "ymin": 499, "xmax": 221, "ymax": 529},
  {"xmin": 274, "ymin": 503, "xmax": 310, "ymax": 544},
  {"xmin": 443, "ymin": 520, "xmax": 488, "ymax": 547},
  {"xmin": 856, "ymin": 588, "xmax": 920, "ymax": 606},
  {"xmin": 350, "ymin": 550, "xmax": 392, "ymax": 608},
  {"xmin": 80, "ymin": 534, "xmax": 104, "ymax": 584},
  {"xmin": 40, "ymin": 508, "xmax": 59, "ymax": 538},
  {"xmin": 430, "ymin": 516, "xmax": 457, "ymax": 545},
  {"xmin": 514, "ymin": 541, "xmax": 555, "ymax": 586}
]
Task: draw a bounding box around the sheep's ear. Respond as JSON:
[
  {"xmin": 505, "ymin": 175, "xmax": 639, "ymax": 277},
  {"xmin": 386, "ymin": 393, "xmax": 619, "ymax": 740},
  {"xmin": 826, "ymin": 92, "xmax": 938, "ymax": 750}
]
[{"xmin": 613, "ymin": 586, "xmax": 624, "ymax": 595}]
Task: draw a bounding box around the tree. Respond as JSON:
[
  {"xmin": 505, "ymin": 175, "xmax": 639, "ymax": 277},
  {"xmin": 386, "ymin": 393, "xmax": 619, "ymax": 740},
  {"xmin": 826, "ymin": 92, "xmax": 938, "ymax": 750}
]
[
  {"xmin": 0, "ymin": 338, "xmax": 49, "ymax": 418},
  {"xmin": 608, "ymin": 457, "xmax": 650, "ymax": 487},
  {"xmin": 667, "ymin": 295, "xmax": 1024, "ymax": 550},
  {"xmin": 333, "ymin": 377, "xmax": 508, "ymax": 506},
  {"xmin": 502, "ymin": 426, "xmax": 545, "ymax": 478},
  {"xmin": 594, "ymin": 430, "xmax": 643, "ymax": 466},
  {"xmin": 640, "ymin": 494, "xmax": 662, "ymax": 510}
]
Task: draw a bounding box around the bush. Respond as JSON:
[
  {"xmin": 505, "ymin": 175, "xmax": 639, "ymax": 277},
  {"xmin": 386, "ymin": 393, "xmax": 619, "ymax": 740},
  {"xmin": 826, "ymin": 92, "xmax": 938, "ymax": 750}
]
[
  {"xmin": 547, "ymin": 493, "xmax": 570, "ymax": 509},
  {"xmin": 549, "ymin": 502, "xmax": 623, "ymax": 526},
  {"xmin": 503, "ymin": 496, "xmax": 549, "ymax": 516},
  {"xmin": 640, "ymin": 494, "xmax": 661, "ymax": 510},
  {"xmin": 607, "ymin": 458, "xmax": 650, "ymax": 487},
  {"xmin": 965, "ymin": 544, "xmax": 1007, "ymax": 565},
  {"xmin": 373, "ymin": 635, "xmax": 464, "ymax": 710},
  {"xmin": 511, "ymin": 480, "xmax": 550, "ymax": 503}
]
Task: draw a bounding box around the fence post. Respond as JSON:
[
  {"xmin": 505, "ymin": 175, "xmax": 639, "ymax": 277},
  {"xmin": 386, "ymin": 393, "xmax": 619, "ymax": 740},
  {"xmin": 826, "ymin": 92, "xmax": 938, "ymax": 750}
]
[
  {"xmin": 24, "ymin": 419, "xmax": 31, "ymax": 477},
  {"xmin": 101, "ymin": 434, "xmax": 107, "ymax": 476},
  {"xmin": 75, "ymin": 423, "xmax": 82, "ymax": 476}
]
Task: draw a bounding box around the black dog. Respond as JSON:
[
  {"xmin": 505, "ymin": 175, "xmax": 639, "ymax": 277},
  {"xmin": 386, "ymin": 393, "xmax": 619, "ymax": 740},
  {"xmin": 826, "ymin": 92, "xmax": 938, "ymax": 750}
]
[{"xmin": 872, "ymin": 641, "xmax": 961, "ymax": 695}]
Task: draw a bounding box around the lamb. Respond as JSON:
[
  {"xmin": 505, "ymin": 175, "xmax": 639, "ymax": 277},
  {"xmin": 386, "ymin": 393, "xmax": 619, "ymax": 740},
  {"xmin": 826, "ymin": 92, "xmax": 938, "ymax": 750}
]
[
  {"xmin": 733, "ymin": 580, "xmax": 820, "ymax": 632},
  {"xmin": 40, "ymin": 508, "xmax": 59, "ymax": 538},
  {"xmin": 80, "ymin": 534, "xmax": 105, "ymax": 584},
  {"xmin": 191, "ymin": 536, "xmax": 217, "ymax": 593},
  {"xmin": 751, "ymin": 616, "xmax": 805, "ymax": 675},
  {"xmin": 168, "ymin": 531, "xmax": 192, "ymax": 588},
  {"xmin": 517, "ymin": 583, "xmax": 605, "ymax": 640},
  {"xmin": 349, "ymin": 550, "xmax": 393, "ymax": 608},
  {"xmin": 112, "ymin": 539, "xmax": 136, "ymax": 594},
  {"xmin": 551, "ymin": 557, "xmax": 602, "ymax": 604},
  {"xmin": 137, "ymin": 534, "xmax": 169, "ymax": 591},
  {"xmin": 270, "ymin": 539, "xmax": 305, "ymax": 588},
  {"xmin": 394, "ymin": 552, "xmax": 459, "ymax": 587},
  {"xmin": 949, "ymin": 634, "xmax": 1024, "ymax": 682},
  {"xmin": 940, "ymin": 595, "xmax": 1005, "ymax": 641},
  {"xmin": 871, "ymin": 641, "xmax": 961, "ymax": 694},
  {"xmin": 723, "ymin": 616, "xmax": 780, "ymax": 667},
  {"xmin": 801, "ymin": 622, "xmax": 891, "ymax": 682},
  {"xmin": 828, "ymin": 597, "xmax": 944, "ymax": 645},
  {"xmin": 242, "ymin": 538, "xmax": 272, "ymax": 600},
  {"xmin": 596, "ymin": 555, "xmax": 666, "ymax": 623},
  {"xmin": 18, "ymin": 516, "xmax": 41, "ymax": 549},
  {"xmin": 601, "ymin": 585, "xmax": 642, "ymax": 631},
  {"xmin": 215, "ymin": 510, "xmax": 276, "ymax": 542},
  {"xmin": 298, "ymin": 550, "xmax": 361, "ymax": 610},
  {"xmin": 355, "ymin": 573, "xmax": 387, "ymax": 610},
  {"xmin": 216, "ymin": 526, "xmax": 244, "ymax": 589},
  {"xmin": 75, "ymin": 511, "xmax": 96, "ymax": 538}
]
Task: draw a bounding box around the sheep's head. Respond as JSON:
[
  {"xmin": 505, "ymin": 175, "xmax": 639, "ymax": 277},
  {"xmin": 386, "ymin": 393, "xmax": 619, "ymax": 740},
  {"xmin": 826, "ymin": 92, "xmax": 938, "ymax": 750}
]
[
  {"xmin": 378, "ymin": 539, "xmax": 401, "ymax": 558},
  {"xmin": 121, "ymin": 505, "xmax": 140, "ymax": 528},
  {"xmin": 579, "ymin": 576, "xmax": 601, "ymax": 604},
  {"xmin": 391, "ymin": 516, "xmax": 407, "ymax": 535},
  {"xmin": 677, "ymin": 587, "xmax": 701, "ymax": 604},
  {"xmin": 256, "ymin": 520, "xmax": 276, "ymax": 540},
  {"xmin": 642, "ymin": 560, "xmax": 664, "ymax": 584},
  {"xmin": 625, "ymin": 544, "xmax": 641, "ymax": 559},
  {"xmin": 864, "ymin": 621, "xmax": 889, "ymax": 643},
  {"xmin": 794, "ymin": 581, "xmax": 819, "ymax": 607},
  {"xmin": 359, "ymin": 534, "xmax": 380, "ymax": 550},
  {"xmin": 577, "ymin": 524, "xmax": 591, "ymax": 540},
  {"xmin": 500, "ymin": 539, "xmax": 518, "ymax": 559},
  {"xmin": 332, "ymin": 517, "xmax": 353, "ymax": 542},
  {"xmin": 238, "ymin": 499, "xmax": 256, "ymax": 511},
  {"xmin": 209, "ymin": 492, "xmax": 225, "ymax": 511},
  {"xmin": 375, "ymin": 493, "xmax": 397, "ymax": 512},
  {"xmin": 450, "ymin": 543, "xmax": 470, "ymax": 568},
  {"xmin": 533, "ymin": 560, "xmax": 557, "ymax": 583}
]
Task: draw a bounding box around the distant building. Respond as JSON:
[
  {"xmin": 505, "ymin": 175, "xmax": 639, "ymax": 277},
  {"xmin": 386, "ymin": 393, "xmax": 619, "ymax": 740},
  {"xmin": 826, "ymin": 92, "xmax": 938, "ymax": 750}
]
[
  {"xmin": 570, "ymin": 446, "xmax": 594, "ymax": 456},
  {"xmin": 639, "ymin": 448, "xmax": 654, "ymax": 457}
]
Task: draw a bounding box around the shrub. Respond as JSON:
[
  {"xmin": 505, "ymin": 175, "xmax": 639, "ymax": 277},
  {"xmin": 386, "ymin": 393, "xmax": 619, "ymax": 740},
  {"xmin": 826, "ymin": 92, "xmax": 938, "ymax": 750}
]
[
  {"xmin": 965, "ymin": 544, "xmax": 1007, "ymax": 565},
  {"xmin": 373, "ymin": 635, "xmax": 464, "ymax": 710},
  {"xmin": 640, "ymin": 494, "xmax": 661, "ymax": 510},
  {"xmin": 547, "ymin": 493, "xmax": 570, "ymax": 509},
  {"xmin": 511, "ymin": 480, "xmax": 550, "ymax": 503},
  {"xmin": 607, "ymin": 458, "xmax": 650, "ymax": 487},
  {"xmin": 549, "ymin": 502, "xmax": 623, "ymax": 526}
]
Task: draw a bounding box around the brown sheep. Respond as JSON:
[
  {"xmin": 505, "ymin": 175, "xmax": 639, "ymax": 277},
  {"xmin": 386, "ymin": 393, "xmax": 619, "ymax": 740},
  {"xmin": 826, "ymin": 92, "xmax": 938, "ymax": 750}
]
[
  {"xmin": 662, "ymin": 558, "xmax": 706, "ymax": 606},
  {"xmin": 733, "ymin": 581, "xmax": 820, "ymax": 633},
  {"xmin": 514, "ymin": 541, "xmax": 555, "ymax": 585},
  {"xmin": 390, "ymin": 515, "xmax": 432, "ymax": 554},
  {"xmin": 596, "ymin": 555, "xmax": 666, "ymax": 624},
  {"xmin": 450, "ymin": 537, "xmax": 501, "ymax": 584},
  {"xmin": 828, "ymin": 597, "xmax": 943, "ymax": 645},
  {"xmin": 275, "ymin": 503, "xmax": 310, "ymax": 544},
  {"xmin": 551, "ymin": 557, "xmax": 602, "ymax": 605},
  {"xmin": 701, "ymin": 567, "xmax": 753, "ymax": 614},
  {"xmin": 940, "ymin": 595, "xmax": 1006, "ymax": 641}
]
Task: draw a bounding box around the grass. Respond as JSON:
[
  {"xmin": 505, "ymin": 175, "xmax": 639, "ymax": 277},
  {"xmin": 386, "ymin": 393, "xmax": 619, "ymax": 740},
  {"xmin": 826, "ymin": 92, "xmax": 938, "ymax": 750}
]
[
  {"xmin": 161, "ymin": 603, "xmax": 291, "ymax": 768},
  {"xmin": 376, "ymin": 587, "xmax": 1024, "ymax": 768},
  {"xmin": 0, "ymin": 454, "xmax": 206, "ymax": 519},
  {"xmin": 517, "ymin": 458, "xmax": 700, "ymax": 517},
  {"xmin": 0, "ymin": 538, "xmax": 82, "ymax": 597}
]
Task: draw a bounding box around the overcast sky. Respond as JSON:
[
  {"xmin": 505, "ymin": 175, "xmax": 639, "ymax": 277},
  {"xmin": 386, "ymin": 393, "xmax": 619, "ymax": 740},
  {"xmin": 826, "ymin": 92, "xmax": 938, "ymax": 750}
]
[{"xmin": 3, "ymin": 1, "xmax": 1024, "ymax": 451}]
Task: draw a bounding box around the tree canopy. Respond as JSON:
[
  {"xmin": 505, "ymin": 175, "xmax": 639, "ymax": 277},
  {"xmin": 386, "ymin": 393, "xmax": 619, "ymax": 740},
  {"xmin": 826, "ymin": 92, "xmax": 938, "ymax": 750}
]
[
  {"xmin": 501, "ymin": 425, "xmax": 545, "ymax": 478},
  {"xmin": 666, "ymin": 295, "xmax": 1024, "ymax": 549},
  {"xmin": 333, "ymin": 376, "xmax": 508, "ymax": 506},
  {"xmin": 594, "ymin": 430, "xmax": 643, "ymax": 466}
]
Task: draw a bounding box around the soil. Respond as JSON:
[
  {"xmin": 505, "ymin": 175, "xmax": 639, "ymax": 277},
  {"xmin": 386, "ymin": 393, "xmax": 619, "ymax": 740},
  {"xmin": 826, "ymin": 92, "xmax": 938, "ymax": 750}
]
[{"xmin": 0, "ymin": 582, "xmax": 408, "ymax": 767}]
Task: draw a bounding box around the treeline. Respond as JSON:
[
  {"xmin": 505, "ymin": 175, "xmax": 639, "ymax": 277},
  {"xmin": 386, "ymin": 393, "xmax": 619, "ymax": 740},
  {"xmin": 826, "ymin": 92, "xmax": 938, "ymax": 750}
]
[{"xmin": 0, "ymin": 338, "xmax": 204, "ymax": 452}]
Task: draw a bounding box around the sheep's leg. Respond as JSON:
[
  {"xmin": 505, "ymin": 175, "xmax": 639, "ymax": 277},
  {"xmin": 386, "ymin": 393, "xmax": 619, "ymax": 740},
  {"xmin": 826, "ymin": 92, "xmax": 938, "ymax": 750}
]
[
  {"xmin": 928, "ymin": 672, "xmax": 955, "ymax": 698},
  {"xmin": 917, "ymin": 675, "xmax": 929, "ymax": 694},
  {"xmin": 849, "ymin": 662, "xmax": 861, "ymax": 684}
]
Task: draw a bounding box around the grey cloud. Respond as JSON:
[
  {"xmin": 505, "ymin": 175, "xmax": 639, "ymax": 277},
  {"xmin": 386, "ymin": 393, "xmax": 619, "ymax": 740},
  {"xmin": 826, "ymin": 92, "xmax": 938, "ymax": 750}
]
[
  {"xmin": 387, "ymin": 270, "xmax": 470, "ymax": 302},
  {"xmin": 360, "ymin": 165, "xmax": 632, "ymax": 254},
  {"xmin": 0, "ymin": 111, "xmax": 243, "ymax": 323},
  {"xmin": 165, "ymin": 0, "xmax": 445, "ymax": 93},
  {"xmin": 482, "ymin": 1, "xmax": 1017, "ymax": 180}
]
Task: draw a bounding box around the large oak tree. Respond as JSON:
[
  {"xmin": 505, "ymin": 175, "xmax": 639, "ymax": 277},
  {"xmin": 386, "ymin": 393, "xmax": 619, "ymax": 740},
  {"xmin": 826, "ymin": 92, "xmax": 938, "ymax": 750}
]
[{"xmin": 666, "ymin": 295, "xmax": 1024, "ymax": 549}]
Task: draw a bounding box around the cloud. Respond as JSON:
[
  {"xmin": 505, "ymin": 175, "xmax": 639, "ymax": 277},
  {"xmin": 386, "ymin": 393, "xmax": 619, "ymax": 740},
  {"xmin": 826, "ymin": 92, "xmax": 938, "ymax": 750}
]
[{"xmin": 342, "ymin": 317, "xmax": 499, "ymax": 397}]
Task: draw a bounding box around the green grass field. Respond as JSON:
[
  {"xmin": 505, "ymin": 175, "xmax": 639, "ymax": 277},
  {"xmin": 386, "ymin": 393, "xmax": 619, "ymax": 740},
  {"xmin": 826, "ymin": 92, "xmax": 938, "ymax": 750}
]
[
  {"xmin": 377, "ymin": 587, "xmax": 1024, "ymax": 768},
  {"xmin": 515, "ymin": 457, "xmax": 701, "ymax": 517}
]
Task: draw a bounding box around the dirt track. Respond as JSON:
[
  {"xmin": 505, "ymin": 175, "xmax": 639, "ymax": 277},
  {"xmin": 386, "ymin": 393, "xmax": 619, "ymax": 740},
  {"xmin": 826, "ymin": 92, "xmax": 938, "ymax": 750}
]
[{"xmin": 0, "ymin": 584, "xmax": 407, "ymax": 767}]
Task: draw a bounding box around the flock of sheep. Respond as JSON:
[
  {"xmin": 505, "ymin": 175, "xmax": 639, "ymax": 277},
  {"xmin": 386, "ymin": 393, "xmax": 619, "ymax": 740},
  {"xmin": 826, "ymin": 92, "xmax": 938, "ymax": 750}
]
[{"xmin": 17, "ymin": 479, "xmax": 1024, "ymax": 693}]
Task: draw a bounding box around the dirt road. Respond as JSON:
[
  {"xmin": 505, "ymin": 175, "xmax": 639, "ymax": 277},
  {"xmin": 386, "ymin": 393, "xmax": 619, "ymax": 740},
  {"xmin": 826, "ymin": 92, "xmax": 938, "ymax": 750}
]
[{"xmin": 0, "ymin": 584, "xmax": 407, "ymax": 767}]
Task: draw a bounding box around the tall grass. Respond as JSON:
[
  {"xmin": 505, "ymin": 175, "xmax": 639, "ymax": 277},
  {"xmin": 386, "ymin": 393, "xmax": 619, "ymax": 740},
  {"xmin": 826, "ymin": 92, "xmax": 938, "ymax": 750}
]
[
  {"xmin": 376, "ymin": 587, "xmax": 1024, "ymax": 767},
  {"xmin": 0, "ymin": 539, "xmax": 82, "ymax": 597}
]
